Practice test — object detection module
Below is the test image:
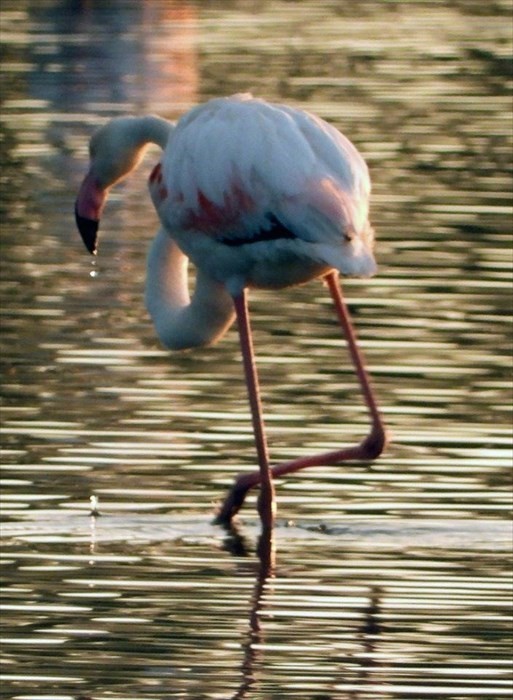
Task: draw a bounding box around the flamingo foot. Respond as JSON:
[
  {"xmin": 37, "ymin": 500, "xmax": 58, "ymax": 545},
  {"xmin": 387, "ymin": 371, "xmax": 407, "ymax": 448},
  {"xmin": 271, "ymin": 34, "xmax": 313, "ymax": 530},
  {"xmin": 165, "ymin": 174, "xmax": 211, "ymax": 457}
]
[
  {"xmin": 214, "ymin": 472, "xmax": 260, "ymax": 526},
  {"xmin": 215, "ymin": 422, "xmax": 388, "ymax": 526},
  {"xmin": 215, "ymin": 485, "xmax": 248, "ymax": 526}
]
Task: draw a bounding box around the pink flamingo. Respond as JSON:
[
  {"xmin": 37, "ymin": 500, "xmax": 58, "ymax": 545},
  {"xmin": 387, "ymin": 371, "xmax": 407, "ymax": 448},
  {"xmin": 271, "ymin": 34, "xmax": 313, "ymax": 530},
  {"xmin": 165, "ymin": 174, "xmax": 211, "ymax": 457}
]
[{"xmin": 75, "ymin": 94, "xmax": 388, "ymax": 533}]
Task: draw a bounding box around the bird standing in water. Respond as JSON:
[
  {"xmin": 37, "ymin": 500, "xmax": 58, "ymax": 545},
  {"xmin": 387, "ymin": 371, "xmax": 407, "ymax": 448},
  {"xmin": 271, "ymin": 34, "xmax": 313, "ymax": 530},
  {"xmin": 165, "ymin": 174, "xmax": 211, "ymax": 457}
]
[{"xmin": 75, "ymin": 94, "xmax": 387, "ymax": 533}]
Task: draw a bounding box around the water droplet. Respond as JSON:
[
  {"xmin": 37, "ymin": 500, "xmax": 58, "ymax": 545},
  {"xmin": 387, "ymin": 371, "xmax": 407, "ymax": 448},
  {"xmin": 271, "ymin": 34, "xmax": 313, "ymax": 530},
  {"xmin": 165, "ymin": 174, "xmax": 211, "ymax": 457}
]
[
  {"xmin": 89, "ymin": 495, "xmax": 100, "ymax": 517},
  {"xmin": 89, "ymin": 260, "xmax": 99, "ymax": 278}
]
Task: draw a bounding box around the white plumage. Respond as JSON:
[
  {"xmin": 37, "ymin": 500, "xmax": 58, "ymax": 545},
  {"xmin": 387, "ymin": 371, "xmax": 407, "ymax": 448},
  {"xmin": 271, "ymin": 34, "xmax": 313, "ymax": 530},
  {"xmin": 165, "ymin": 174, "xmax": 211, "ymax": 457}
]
[{"xmin": 150, "ymin": 94, "xmax": 376, "ymax": 292}]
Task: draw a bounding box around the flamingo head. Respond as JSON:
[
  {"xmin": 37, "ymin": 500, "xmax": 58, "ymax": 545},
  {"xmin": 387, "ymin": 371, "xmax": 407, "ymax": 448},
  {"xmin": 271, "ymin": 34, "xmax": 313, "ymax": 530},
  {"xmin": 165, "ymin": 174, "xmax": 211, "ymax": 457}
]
[{"xmin": 75, "ymin": 117, "xmax": 151, "ymax": 254}]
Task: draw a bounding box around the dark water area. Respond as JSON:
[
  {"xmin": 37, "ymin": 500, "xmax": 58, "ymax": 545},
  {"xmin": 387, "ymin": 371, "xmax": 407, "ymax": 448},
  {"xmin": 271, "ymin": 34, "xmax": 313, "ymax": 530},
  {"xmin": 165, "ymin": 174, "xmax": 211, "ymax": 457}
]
[{"xmin": 0, "ymin": 1, "xmax": 512, "ymax": 698}]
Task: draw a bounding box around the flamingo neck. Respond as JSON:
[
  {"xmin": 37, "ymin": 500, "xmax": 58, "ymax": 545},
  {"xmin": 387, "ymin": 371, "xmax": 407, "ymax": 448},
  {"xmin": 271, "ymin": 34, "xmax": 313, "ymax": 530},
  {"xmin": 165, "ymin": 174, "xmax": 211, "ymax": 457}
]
[
  {"xmin": 145, "ymin": 229, "xmax": 236, "ymax": 351},
  {"xmin": 138, "ymin": 115, "xmax": 172, "ymax": 150},
  {"xmin": 90, "ymin": 115, "xmax": 173, "ymax": 190}
]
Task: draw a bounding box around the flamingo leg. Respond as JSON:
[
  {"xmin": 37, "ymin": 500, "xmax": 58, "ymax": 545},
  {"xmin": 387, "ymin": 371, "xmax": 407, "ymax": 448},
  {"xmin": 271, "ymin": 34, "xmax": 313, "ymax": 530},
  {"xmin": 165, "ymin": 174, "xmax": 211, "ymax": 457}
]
[
  {"xmin": 230, "ymin": 289, "xmax": 276, "ymax": 532},
  {"xmin": 216, "ymin": 271, "xmax": 387, "ymax": 525}
]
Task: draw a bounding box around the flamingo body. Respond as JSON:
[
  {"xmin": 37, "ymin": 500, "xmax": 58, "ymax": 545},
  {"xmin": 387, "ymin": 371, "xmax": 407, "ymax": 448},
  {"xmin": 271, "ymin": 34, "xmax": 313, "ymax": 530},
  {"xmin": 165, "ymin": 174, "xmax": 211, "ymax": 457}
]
[{"xmin": 149, "ymin": 94, "xmax": 376, "ymax": 294}]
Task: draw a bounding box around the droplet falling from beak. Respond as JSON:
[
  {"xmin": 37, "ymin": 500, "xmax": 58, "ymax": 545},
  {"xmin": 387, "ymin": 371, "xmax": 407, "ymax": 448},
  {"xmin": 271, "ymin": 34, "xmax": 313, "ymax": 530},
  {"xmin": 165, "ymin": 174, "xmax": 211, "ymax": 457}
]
[{"xmin": 75, "ymin": 203, "xmax": 99, "ymax": 255}]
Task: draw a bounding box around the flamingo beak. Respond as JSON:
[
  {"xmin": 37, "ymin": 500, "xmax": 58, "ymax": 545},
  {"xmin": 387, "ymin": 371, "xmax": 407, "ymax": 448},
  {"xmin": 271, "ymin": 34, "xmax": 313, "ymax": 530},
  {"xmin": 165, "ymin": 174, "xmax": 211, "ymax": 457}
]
[
  {"xmin": 75, "ymin": 206, "xmax": 99, "ymax": 255},
  {"xmin": 75, "ymin": 171, "xmax": 106, "ymax": 255}
]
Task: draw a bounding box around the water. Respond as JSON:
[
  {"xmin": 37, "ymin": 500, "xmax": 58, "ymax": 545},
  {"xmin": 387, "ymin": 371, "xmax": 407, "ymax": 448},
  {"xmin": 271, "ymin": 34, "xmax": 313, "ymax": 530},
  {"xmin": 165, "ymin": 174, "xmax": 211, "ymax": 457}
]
[{"xmin": 0, "ymin": 1, "xmax": 512, "ymax": 698}]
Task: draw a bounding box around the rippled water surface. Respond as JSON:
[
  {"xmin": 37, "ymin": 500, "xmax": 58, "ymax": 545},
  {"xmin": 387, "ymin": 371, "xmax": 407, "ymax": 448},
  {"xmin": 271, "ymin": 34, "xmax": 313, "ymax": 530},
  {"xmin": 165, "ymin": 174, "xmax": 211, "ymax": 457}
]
[{"xmin": 1, "ymin": 1, "xmax": 512, "ymax": 698}]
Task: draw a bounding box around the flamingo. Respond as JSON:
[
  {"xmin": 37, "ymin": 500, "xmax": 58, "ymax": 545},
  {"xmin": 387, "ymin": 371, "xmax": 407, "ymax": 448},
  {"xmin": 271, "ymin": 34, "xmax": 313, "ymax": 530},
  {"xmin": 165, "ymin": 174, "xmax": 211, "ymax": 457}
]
[{"xmin": 75, "ymin": 93, "xmax": 388, "ymax": 533}]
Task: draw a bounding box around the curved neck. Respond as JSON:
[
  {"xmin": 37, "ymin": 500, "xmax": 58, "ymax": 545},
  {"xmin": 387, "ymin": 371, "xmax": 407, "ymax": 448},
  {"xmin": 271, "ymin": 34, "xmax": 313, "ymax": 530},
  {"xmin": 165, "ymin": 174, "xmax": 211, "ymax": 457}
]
[
  {"xmin": 138, "ymin": 115, "xmax": 173, "ymax": 150},
  {"xmin": 145, "ymin": 229, "xmax": 236, "ymax": 350},
  {"xmin": 90, "ymin": 115, "xmax": 174, "ymax": 190}
]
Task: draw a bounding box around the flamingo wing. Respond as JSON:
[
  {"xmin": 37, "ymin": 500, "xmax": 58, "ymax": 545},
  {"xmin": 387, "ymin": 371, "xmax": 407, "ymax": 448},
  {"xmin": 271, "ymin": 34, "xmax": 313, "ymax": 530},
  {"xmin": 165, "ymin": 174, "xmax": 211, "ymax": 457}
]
[{"xmin": 154, "ymin": 94, "xmax": 375, "ymax": 277}]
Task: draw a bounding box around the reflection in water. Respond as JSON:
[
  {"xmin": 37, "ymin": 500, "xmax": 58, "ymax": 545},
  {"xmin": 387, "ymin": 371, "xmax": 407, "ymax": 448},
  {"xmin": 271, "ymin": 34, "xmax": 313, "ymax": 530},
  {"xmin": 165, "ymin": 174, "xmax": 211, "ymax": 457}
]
[
  {"xmin": 0, "ymin": 0, "xmax": 512, "ymax": 698},
  {"xmin": 227, "ymin": 526, "xmax": 276, "ymax": 699},
  {"xmin": 228, "ymin": 534, "xmax": 385, "ymax": 700},
  {"xmin": 1, "ymin": 512, "xmax": 512, "ymax": 697},
  {"xmin": 24, "ymin": 1, "xmax": 198, "ymax": 117}
]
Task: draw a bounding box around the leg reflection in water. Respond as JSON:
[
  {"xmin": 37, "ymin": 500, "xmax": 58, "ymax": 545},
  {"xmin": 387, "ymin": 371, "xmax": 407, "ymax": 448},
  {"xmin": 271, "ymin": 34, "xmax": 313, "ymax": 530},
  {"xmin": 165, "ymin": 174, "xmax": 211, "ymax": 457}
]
[
  {"xmin": 221, "ymin": 526, "xmax": 385, "ymax": 698},
  {"xmin": 222, "ymin": 526, "xmax": 275, "ymax": 700}
]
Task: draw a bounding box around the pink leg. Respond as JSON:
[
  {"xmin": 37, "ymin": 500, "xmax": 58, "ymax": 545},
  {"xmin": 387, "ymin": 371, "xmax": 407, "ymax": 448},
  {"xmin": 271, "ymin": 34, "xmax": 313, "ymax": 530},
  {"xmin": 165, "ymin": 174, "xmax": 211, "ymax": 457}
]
[
  {"xmin": 229, "ymin": 289, "xmax": 276, "ymax": 531},
  {"xmin": 215, "ymin": 271, "xmax": 387, "ymax": 525}
]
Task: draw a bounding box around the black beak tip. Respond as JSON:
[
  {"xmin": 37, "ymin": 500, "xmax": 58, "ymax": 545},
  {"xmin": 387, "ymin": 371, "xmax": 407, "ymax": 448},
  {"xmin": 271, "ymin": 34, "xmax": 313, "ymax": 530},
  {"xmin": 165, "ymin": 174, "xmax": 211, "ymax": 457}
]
[{"xmin": 75, "ymin": 205, "xmax": 99, "ymax": 255}]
